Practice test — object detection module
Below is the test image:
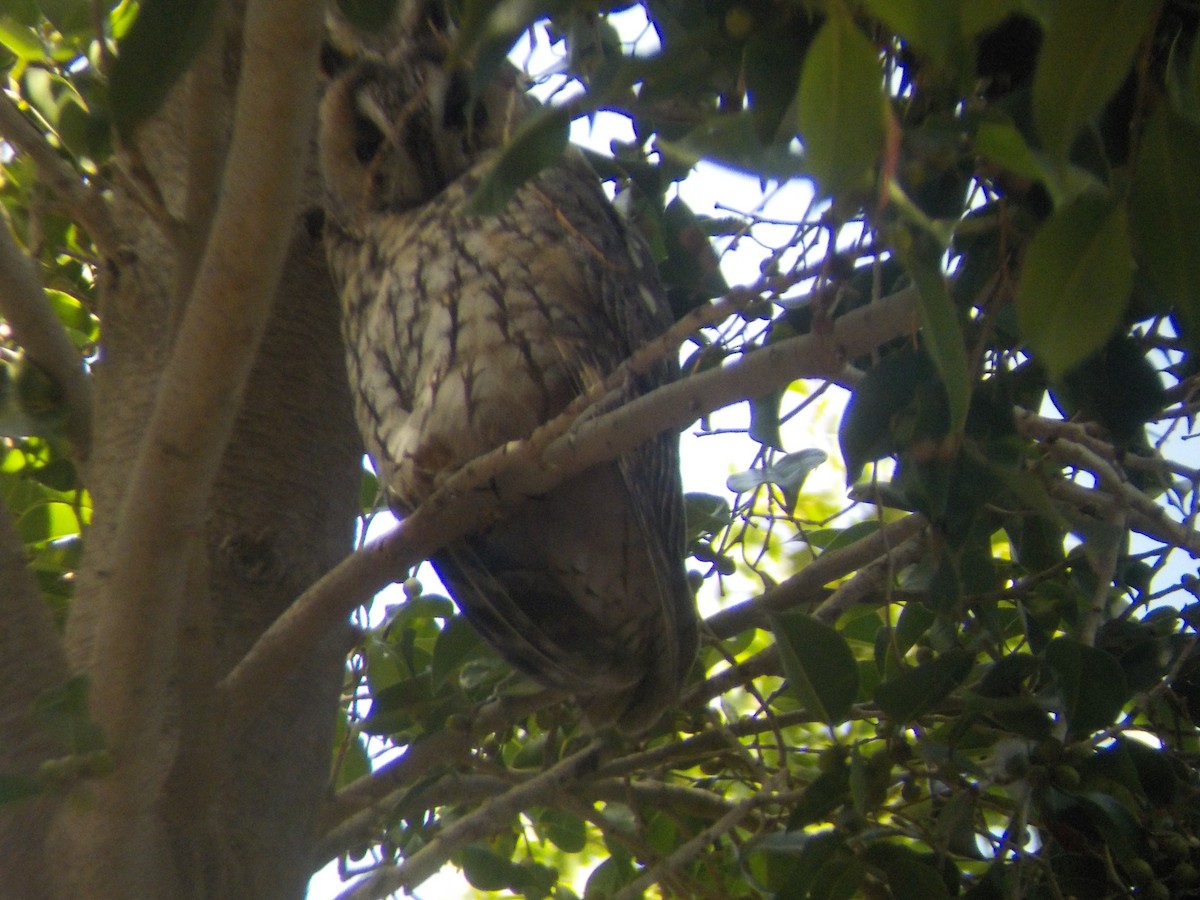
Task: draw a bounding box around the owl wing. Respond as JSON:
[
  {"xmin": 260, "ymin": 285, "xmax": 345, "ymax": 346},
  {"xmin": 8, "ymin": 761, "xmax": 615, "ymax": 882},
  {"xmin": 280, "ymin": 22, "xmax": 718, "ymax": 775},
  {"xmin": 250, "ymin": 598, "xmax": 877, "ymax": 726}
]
[{"xmin": 425, "ymin": 154, "xmax": 696, "ymax": 731}]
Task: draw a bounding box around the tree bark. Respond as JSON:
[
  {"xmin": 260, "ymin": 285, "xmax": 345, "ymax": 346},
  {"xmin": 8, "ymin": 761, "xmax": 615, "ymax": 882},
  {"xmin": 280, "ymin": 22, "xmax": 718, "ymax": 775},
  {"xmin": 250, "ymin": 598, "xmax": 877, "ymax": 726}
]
[{"xmin": 13, "ymin": 3, "xmax": 363, "ymax": 896}]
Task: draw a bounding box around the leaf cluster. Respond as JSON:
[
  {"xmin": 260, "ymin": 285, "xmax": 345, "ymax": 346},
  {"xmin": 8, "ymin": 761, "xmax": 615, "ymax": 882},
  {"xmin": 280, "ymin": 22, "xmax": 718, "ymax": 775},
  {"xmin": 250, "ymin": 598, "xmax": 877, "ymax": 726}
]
[{"xmin": 3, "ymin": 1, "xmax": 1200, "ymax": 899}]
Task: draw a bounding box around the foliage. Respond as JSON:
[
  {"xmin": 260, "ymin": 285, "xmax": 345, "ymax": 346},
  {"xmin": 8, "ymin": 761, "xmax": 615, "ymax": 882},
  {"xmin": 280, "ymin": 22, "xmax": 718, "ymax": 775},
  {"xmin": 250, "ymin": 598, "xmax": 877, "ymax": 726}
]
[{"xmin": 2, "ymin": 0, "xmax": 1200, "ymax": 899}]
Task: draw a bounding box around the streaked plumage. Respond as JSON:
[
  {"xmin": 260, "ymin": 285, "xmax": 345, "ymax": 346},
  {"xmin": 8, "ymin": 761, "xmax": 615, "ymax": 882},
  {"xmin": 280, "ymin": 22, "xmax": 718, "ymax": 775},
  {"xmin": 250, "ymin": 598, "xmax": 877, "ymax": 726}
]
[{"xmin": 317, "ymin": 32, "xmax": 696, "ymax": 732}]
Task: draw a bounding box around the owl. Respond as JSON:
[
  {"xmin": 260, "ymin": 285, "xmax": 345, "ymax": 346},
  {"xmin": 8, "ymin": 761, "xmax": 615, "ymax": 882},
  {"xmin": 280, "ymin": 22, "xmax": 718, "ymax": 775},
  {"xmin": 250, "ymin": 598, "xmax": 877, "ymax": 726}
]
[{"xmin": 317, "ymin": 29, "xmax": 697, "ymax": 733}]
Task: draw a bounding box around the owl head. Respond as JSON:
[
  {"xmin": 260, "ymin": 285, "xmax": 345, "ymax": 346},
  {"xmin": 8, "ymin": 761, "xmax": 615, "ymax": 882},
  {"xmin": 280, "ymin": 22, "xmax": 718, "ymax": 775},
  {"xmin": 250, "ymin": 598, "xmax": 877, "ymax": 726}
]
[{"xmin": 318, "ymin": 29, "xmax": 527, "ymax": 232}]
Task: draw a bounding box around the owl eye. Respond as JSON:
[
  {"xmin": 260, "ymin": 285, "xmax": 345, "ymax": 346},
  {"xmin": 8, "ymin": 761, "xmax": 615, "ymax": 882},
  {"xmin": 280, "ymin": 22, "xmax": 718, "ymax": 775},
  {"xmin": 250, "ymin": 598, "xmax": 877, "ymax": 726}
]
[
  {"xmin": 353, "ymin": 111, "xmax": 385, "ymax": 164},
  {"xmin": 442, "ymin": 70, "xmax": 489, "ymax": 134}
]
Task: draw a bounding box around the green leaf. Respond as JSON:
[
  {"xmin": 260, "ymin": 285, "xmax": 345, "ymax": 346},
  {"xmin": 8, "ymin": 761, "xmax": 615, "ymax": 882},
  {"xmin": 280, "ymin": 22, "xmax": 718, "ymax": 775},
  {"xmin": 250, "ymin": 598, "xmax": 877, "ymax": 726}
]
[
  {"xmin": 744, "ymin": 830, "xmax": 848, "ymax": 896},
  {"xmin": 974, "ymin": 119, "xmax": 1084, "ymax": 204},
  {"xmin": 0, "ymin": 16, "xmax": 43, "ymax": 60},
  {"xmin": 536, "ymin": 808, "xmax": 587, "ymax": 853},
  {"xmin": 584, "ymin": 854, "xmax": 636, "ymax": 898},
  {"xmin": 37, "ymin": 0, "xmax": 91, "ymax": 37},
  {"xmin": 683, "ymin": 492, "xmax": 732, "ymax": 541},
  {"xmin": 1016, "ymin": 192, "xmax": 1133, "ymax": 380},
  {"xmin": 727, "ymin": 449, "xmax": 827, "ymax": 500},
  {"xmin": 44, "ymin": 289, "xmax": 98, "ymax": 343},
  {"xmin": 17, "ymin": 501, "xmax": 81, "ymax": 543},
  {"xmin": 431, "ymin": 615, "xmax": 485, "ymax": 690},
  {"xmin": 460, "ymin": 843, "xmax": 519, "ymax": 892},
  {"xmin": 859, "ymin": 0, "xmax": 958, "ymax": 69},
  {"xmin": 1129, "ymin": 105, "xmax": 1200, "ymax": 343},
  {"xmin": 839, "ymin": 348, "xmax": 948, "ymax": 484},
  {"xmin": 795, "ymin": 7, "xmax": 885, "ymax": 197},
  {"xmin": 770, "ymin": 611, "xmax": 860, "ymax": 724},
  {"xmin": 748, "ymin": 387, "xmax": 784, "ymax": 449},
  {"xmin": 465, "ymin": 106, "xmax": 570, "ymax": 216},
  {"xmin": 109, "ymin": 0, "xmax": 219, "ymax": 138},
  {"xmin": 874, "ymin": 648, "xmax": 973, "ymax": 722},
  {"xmin": 864, "ymin": 842, "xmax": 951, "ymax": 900},
  {"xmin": 1032, "ymin": 0, "xmax": 1158, "ymax": 159},
  {"xmin": 898, "ymin": 243, "xmax": 971, "ymax": 434},
  {"xmin": 1044, "ymin": 637, "xmax": 1129, "ymax": 739}
]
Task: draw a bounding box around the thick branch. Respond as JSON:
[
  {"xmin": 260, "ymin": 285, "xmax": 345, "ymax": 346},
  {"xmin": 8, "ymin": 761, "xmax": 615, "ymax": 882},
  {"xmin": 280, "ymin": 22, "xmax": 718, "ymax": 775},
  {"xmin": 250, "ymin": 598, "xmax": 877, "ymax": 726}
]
[
  {"xmin": 218, "ymin": 285, "xmax": 920, "ymax": 733},
  {"xmin": 0, "ymin": 216, "xmax": 94, "ymax": 461},
  {"xmin": 0, "ymin": 92, "xmax": 118, "ymax": 252},
  {"xmin": 73, "ymin": 0, "xmax": 325, "ymax": 883}
]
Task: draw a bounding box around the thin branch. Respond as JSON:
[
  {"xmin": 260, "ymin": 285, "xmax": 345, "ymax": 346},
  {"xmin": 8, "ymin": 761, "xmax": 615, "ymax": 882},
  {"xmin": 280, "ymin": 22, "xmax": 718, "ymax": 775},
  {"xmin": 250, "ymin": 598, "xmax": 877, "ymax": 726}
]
[
  {"xmin": 0, "ymin": 92, "xmax": 118, "ymax": 252},
  {"xmin": 0, "ymin": 215, "xmax": 94, "ymax": 461},
  {"xmin": 318, "ymin": 692, "xmax": 555, "ymax": 839},
  {"xmin": 80, "ymin": 0, "xmax": 325, "ymax": 849},
  {"xmin": 611, "ymin": 770, "xmax": 789, "ymax": 900},
  {"xmin": 337, "ymin": 740, "xmax": 606, "ymax": 900},
  {"xmin": 217, "ymin": 284, "xmax": 921, "ymax": 734},
  {"xmin": 705, "ymin": 513, "xmax": 928, "ymax": 638}
]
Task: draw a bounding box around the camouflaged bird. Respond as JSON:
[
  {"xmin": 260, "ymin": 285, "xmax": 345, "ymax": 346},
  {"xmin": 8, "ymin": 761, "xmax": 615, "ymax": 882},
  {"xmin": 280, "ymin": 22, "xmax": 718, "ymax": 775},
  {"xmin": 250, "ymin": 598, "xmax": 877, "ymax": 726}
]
[{"xmin": 317, "ymin": 26, "xmax": 696, "ymax": 733}]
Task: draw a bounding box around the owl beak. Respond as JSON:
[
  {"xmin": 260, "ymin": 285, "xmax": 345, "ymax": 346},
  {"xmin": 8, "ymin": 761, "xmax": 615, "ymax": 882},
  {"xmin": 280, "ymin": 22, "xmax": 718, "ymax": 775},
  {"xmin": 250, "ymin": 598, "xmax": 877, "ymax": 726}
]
[{"xmin": 355, "ymin": 93, "xmax": 400, "ymax": 153}]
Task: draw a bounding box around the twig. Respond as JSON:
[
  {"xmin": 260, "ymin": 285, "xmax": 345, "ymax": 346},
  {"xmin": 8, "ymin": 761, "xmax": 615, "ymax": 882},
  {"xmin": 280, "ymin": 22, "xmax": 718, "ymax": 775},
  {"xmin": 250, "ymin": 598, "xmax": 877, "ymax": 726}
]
[
  {"xmin": 705, "ymin": 513, "xmax": 927, "ymax": 638},
  {"xmin": 318, "ymin": 692, "xmax": 557, "ymax": 841},
  {"xmin": 337, "ymin": 739, "xmax": 606, "ymax": 900},
  {"xmin": 610, "ymin": 770, "xmax": 788, "ymax": 900},
  {"xmin": 0, "ymin": 216, "xmax": 94, "ymax": 461},
  {"xmin": 217, "ymin": 285, "xmax": 922, "ymax": 734},
  {"xmin": 0, "ymin": 92, "xmax": 118, "ymax": 252}
]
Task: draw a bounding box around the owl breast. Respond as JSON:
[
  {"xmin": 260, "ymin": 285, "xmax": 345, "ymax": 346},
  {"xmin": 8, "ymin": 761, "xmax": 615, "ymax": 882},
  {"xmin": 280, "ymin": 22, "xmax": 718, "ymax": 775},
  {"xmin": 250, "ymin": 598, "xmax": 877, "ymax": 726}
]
[{"xmin": 326, "ymin": 140, "xmax": 696, "ymax": 733}]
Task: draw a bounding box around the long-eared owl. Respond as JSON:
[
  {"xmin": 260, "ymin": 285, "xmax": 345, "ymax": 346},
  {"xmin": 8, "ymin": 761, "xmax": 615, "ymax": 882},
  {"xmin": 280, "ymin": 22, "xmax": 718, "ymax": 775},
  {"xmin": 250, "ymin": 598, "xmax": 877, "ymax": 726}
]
[{"xmin": 317, "ymin": 13, "xmax": 697, "ymax": 733}]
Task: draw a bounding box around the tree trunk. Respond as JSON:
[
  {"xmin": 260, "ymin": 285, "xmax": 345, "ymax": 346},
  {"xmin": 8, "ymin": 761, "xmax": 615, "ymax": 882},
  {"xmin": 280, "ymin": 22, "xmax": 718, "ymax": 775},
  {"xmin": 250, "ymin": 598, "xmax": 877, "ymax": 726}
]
[{"xmin": 0, "ymin": 5, "xmax": 362, "ymax": 895}]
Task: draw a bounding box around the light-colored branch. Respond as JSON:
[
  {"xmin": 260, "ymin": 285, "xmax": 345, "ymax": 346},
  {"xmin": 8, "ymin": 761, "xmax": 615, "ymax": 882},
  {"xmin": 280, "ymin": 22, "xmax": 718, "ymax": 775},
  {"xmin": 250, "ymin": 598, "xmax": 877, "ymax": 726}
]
[
  {"xmin": 0, "ymin": 92, "xmax": 118, "ymax": 252},
  {"xmin": 78, "ymin": 0, "xmax": 325, "ymax": 865},
  {"xmin": 337, "ymin": 740, "xmax": 606, "ymax": 900},
  {"xmin": 218, "ymin": 285, "xmax": 921, "ymax": 733},
  {"xmin": 0, "ymin": 215, "xmax": 94, "ymax": 461},
  {"xmin": 705, "ymin": 513, "xmax": 927, "ymax": 639}
]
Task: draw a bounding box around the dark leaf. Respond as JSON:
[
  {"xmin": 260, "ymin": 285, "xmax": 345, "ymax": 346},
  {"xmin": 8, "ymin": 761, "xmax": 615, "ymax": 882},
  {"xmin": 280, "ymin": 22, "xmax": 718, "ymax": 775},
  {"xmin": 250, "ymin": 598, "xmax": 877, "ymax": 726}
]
[
  {"xmin": 535, "ymin": 808, "xmax": 587, "ymax": 853},
  {"xmin": 466, "ymin": 106, "xmax": 570, "ymax": 215},
  {"xmin": 863, "ymin": 841, "xmax": 951, "ymax": 900},
  {"xmin": 683, "ymin": 492, "xmax": 732, "ymax": 541},
  {"xmin": 771, "ymin": 610, "xmax": 859, "ymax": 724},
  {"xmin": 1016, "ymin": 192, "xmax": 1134, "ymax": 379},
  {"xmin": 1044, "ymin": 637, "xmax": 1130, "ymax": 739},
  {"xmin": 109, "ymin": 0, "xmax": 219, "ymax": 138},
  {"xmin": 874, "ymin": 648, "xmax": 974, "ymax": 722},
  {"xmin": 1129, "ymin": 105, "xmax": 1200, "ymax": 345}
]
